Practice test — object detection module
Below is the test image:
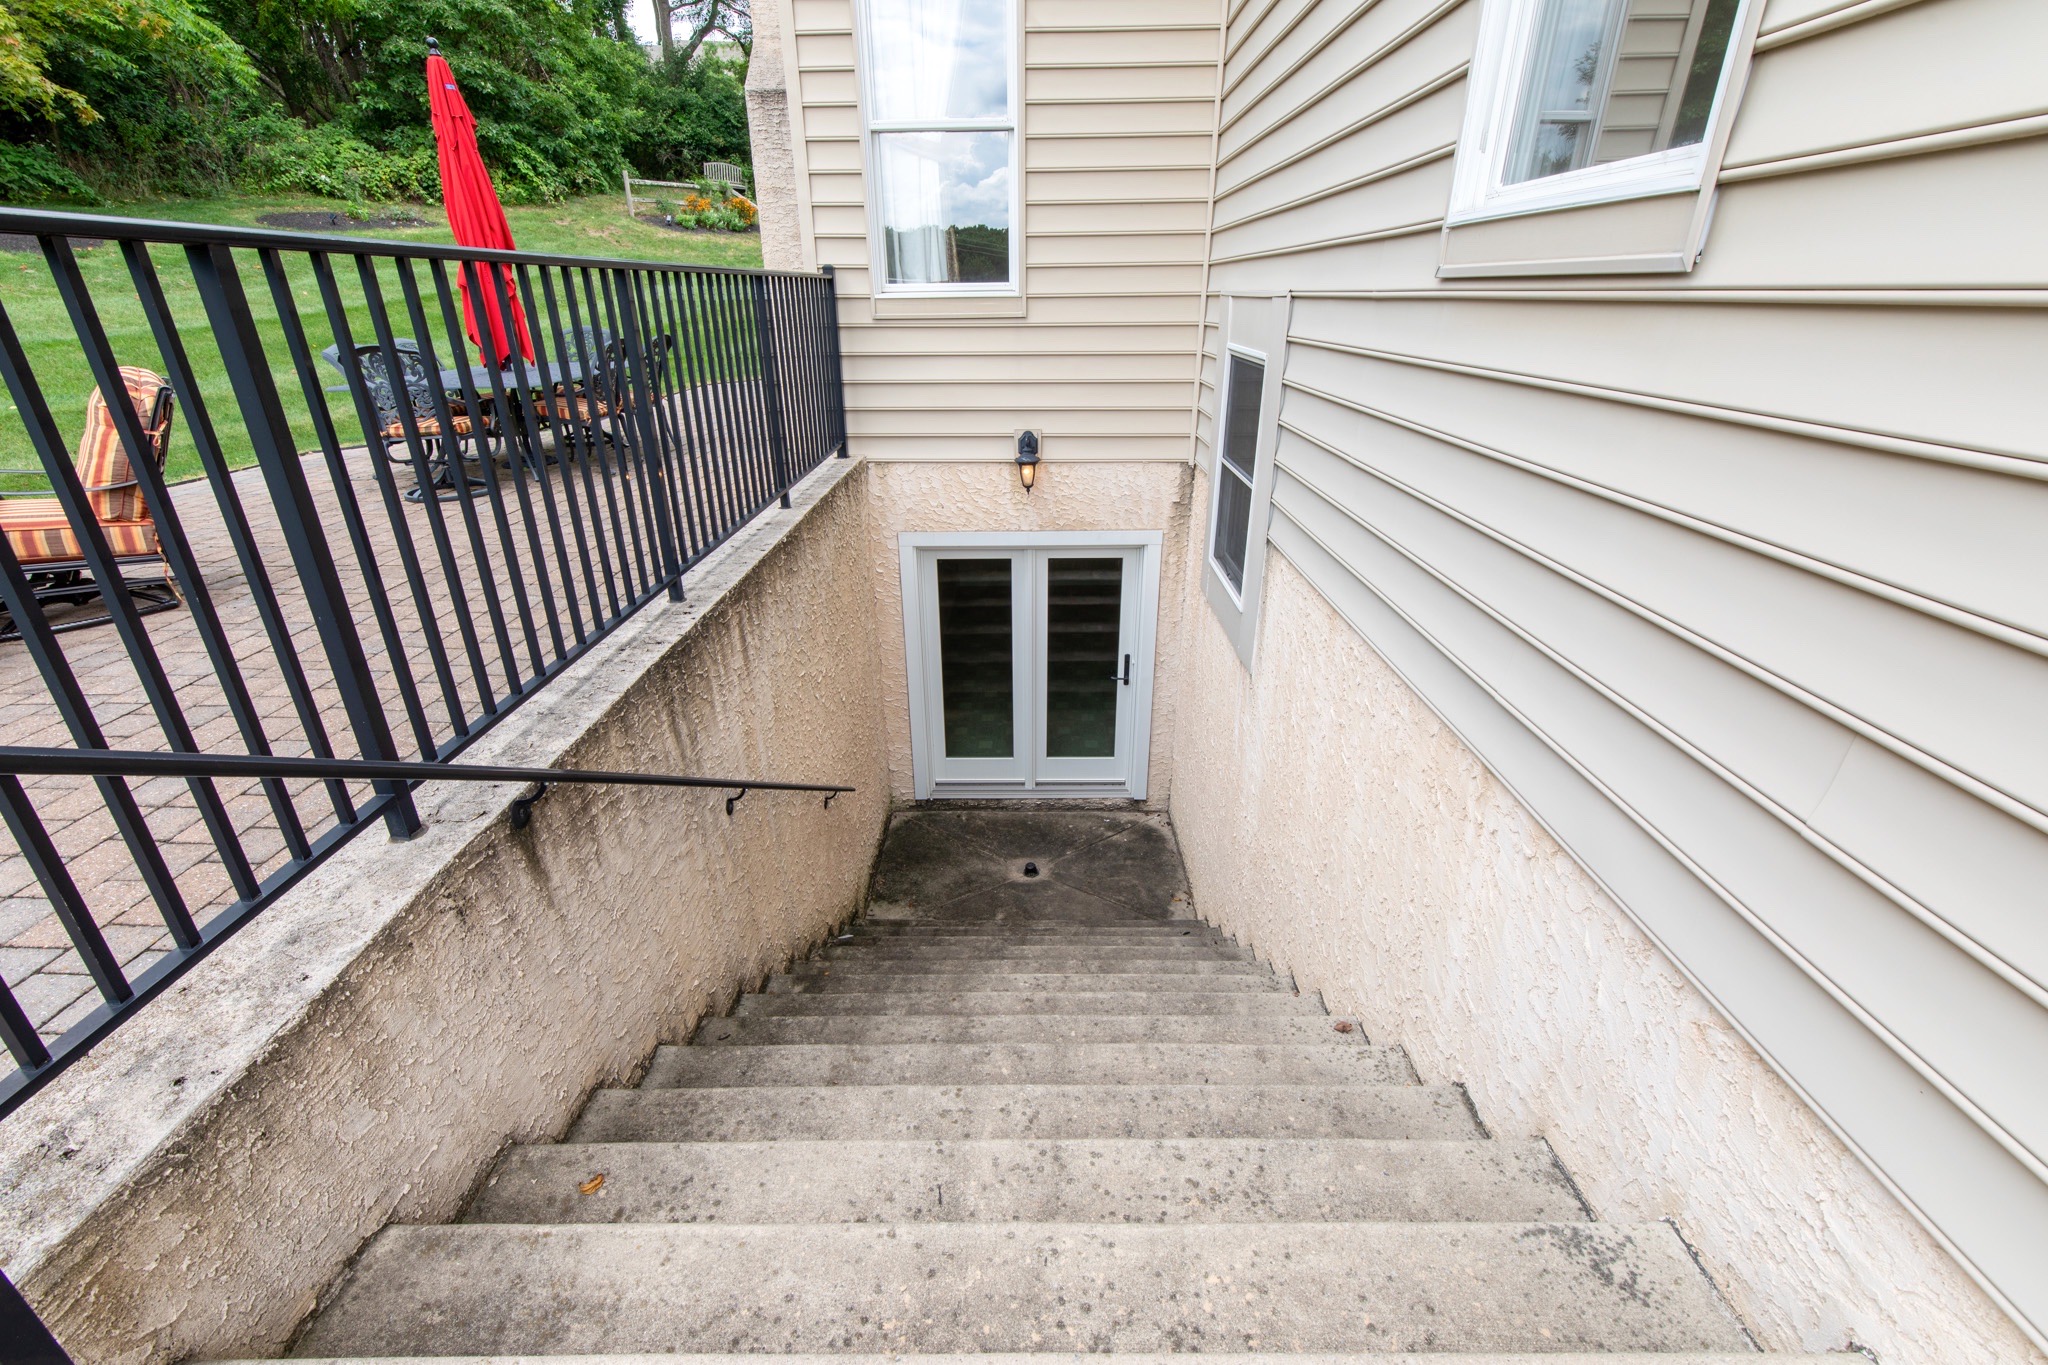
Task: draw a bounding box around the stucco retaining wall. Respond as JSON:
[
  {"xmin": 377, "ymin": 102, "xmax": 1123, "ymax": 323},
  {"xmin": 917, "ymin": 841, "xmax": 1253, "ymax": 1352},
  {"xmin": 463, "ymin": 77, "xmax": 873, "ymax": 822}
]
[
  {"xmin": 861, "ymin": 460, "xmax": 1196, "ymax": 806},
  {"xmin": 0, "ymin": 459, "xmax": 890, "ymax": 1365},
  {"xmin": 1168, "ymin": 504, "xmax": 2044, "ymax": 1364}
]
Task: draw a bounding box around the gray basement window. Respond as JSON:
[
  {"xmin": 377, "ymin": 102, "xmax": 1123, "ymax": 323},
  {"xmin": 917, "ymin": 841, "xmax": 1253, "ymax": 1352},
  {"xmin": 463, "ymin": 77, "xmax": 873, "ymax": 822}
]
[{"xmin": 1211, "ymin": 352, "xmax": 1265, "ymax": 596}]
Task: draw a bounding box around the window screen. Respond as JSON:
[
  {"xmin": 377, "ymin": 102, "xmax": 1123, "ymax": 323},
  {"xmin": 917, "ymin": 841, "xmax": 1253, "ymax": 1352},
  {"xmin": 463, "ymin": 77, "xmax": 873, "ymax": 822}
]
[{"xmin": 1211, "ymin": 354, "xmax": 1265, "ymax": 594}]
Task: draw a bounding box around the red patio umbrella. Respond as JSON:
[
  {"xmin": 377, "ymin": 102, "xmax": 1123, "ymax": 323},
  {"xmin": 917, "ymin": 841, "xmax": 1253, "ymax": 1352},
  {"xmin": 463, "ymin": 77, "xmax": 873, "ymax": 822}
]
[{"xmin": 426, "ymin": 37, "xmax": 534, "ymax": 366}]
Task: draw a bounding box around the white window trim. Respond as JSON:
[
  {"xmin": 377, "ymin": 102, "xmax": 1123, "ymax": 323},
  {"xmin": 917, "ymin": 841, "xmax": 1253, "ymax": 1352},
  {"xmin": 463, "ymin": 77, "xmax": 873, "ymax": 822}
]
[
  {"xmin": 1447, "ymin": 0, "xmax": 1760, "ymax": 226},
  {"xmin": 899, "ymin": 531, "xmax": 1163, "ymax": 801},
  {"xmin": 1207, "ymin": 343, "xmax": 1266, "ymax": 610},
  {"xmin": 854, "ymin": 0, "xmax": 1023, "ymax": 298}
]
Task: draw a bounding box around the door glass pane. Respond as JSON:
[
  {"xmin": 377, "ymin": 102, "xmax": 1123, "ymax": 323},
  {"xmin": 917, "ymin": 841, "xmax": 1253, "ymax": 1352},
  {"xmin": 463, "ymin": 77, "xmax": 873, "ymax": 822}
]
[
  {"xmin": 936, "ymin": 557, "xmax": 1013, "ymax": 758},
  {"xmin": 1045, "ymin": 557, "xmax": 1123, "ymax": 758}
]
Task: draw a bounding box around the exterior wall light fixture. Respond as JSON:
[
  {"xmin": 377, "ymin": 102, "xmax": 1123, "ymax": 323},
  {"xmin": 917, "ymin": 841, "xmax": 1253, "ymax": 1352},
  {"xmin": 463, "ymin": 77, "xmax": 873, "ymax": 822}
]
[{"xmin": 1015, "ymin": 430, "xmax": 1041, "ymax": 492}]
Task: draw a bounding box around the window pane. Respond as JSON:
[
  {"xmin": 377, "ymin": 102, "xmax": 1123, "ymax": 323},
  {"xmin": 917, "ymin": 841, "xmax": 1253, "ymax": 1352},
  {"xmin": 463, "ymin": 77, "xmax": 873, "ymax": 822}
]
[
  {"xmin": 1045, "ymin": 557, "xmax": 1123, "ymax": 758},
  {"xmin": 1212, "ymin": 469, "xmax": 1254, "ymax": 593},
  {"xmin": 1506, "ymin": 0, "xmax": 1742, "ymax": 186},
  {"xmin": 936, "ymin": 557, "xmax": 1014, "ymax": 758},
  {"xmin": 865, "ymin": 0, "xmax": 1010, "ymax": 123},
  {"xmin": 876, "ymin": 131, "xmax": 1013, "ymax": 286},
  {"xmin": 1221, "ymin": 355, "xmax": 1264, "ymax": 480}
]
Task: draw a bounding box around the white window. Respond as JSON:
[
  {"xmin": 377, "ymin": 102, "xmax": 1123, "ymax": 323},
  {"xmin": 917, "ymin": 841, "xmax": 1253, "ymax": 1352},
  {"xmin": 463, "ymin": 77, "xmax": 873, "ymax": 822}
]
[
  {"xmin": 1449, "ymin": 0, "xmax": 1756, "ymax": 226},
  {"xmin": 1210, "ymin": 350, "xmax": 1265, "ymax": 598},
  {"xmin": 858, "ymin": 0, "xmax": 1018, "ymax": 294}
]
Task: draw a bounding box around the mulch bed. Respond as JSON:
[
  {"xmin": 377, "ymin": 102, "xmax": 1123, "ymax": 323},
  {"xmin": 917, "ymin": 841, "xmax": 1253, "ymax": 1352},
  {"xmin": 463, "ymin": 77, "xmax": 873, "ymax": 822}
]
[{"xmin": 257, "ymin": 211, "xmax": 429, "ymax": 232}]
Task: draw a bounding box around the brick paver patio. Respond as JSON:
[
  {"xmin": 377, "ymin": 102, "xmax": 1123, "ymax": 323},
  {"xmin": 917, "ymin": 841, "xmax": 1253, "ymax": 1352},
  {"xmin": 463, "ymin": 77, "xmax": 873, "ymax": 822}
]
[{"xmin": 2, "ymin": 389, "xmax": 781, "ymax": 1045}]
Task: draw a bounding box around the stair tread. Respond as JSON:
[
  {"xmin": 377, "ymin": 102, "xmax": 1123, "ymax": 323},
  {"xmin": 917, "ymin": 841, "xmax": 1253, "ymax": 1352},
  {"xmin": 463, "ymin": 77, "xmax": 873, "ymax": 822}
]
[
  {"xmin": 569, "ymin": 1083, "xmax": 1484, "ymax": 1142},
  {"xmin": 765, "ymin": 971, "xmax": 1296, "ymax": 994},
  {"xmin": 639, "ymin": 1041, "xmax": 1414, "ymax": 1088},
  {"xmin": 734, "ymin": 990, "xmax": 1325, "ymax": 1017},
  {"xmin": 466, "ymin": 1137, "xmax": 1587, "ymax": 1225},
  {"xmin": 790, "ymin": 958, "xmax": 1269, "ymax": 977},
  {"xmin": 266, "ymin": 1354, "xmax": 1839, "ymax": 1364},
  {"xmin": 691, "ymin": 1016, "xmax": 1367, "ymax": 1045},
  {"xmin": 821, "ymin": 942, "xmax": 1250, "ymax": 960},
  {"xmin": 292, "ymin": 1221, "xmax": 1753, "ymax": 1356}
]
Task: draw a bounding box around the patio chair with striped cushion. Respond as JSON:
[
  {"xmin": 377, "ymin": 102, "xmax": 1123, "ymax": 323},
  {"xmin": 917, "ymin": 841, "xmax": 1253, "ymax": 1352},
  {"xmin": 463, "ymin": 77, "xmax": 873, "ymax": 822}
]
[{"xmin": 0, "ymin": 366, "xmax": 179, "ymax": 641}]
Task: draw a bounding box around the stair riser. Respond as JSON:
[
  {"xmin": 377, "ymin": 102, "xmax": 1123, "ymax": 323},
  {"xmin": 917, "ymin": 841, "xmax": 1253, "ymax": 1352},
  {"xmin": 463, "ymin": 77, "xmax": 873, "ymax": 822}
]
[
  {"xmin": 765, "ymin": 973, "xmax": 1293, "ymax": 995},
  {"xmin": 733, "ymin": 991, "xmax": 1324, "ymax": 1017},
  {"xmin": 467, "ymin": 1138, "xmax": 1587, "ymax": 1226},
  {"xmin": 791, "ymin": 959, "xmax": 1270, "ymax": 978},
  {"xmin": 568, "ymin": 1085, "xmax": 1482, "ymax": 1143},
  {"xmin": 295, "ymin": 1222, "xmax": 1751, "ymax": 1356},
  {"xmin": 820, "ymin": 943, "xmax": 1252, "ymax": 962},
  {"xmin": 638, "ymin": 1042, "xmax": 1416, "ymax": 1088},
  {"xmin": 691, "ymin": 1016, "xmax": 1365, "ymax": 1045}
]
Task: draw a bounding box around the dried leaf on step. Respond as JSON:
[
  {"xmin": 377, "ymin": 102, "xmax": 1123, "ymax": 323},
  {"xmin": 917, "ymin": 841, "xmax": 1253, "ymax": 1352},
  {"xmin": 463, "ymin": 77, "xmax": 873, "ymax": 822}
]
[
  {"xmin": 1332, "ymin": 1021, "xmax": 1355, "ymax": 1034},
  {"xmin": 578, "ymin": 1174, "xmax": 606, "ymax": 1195}
]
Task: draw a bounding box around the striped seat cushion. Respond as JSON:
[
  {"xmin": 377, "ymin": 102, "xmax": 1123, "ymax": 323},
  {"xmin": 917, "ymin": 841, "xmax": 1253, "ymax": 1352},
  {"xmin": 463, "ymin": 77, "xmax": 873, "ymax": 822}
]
[
  {"xmin": 77, "ymin": 366, "xmax": 173, "ymax": 524},
  {"xmin": 546, "ymin": 394, "xmax": 611, "ymax": 423},
  {"xmin": 1, "ymin": 496, "xmax": 159, "ymax": 566},
  {"xmin": 380, "ymin": 412, "xmax": 476, "ymax": 441}
]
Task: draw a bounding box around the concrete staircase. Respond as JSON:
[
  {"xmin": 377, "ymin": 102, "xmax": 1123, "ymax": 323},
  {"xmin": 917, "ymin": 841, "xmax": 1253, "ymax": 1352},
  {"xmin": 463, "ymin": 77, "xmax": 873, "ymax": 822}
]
[{"xmin": 282, "ymin": 812, "xmax": 1825, "ymax": 1362}]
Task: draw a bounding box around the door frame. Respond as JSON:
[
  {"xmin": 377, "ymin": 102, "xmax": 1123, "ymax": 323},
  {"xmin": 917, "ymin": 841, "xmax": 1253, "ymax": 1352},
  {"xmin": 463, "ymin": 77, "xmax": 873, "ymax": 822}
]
[{"xmin": 901, "ymin": 530, "xmax": 1163, "ymax": 801}]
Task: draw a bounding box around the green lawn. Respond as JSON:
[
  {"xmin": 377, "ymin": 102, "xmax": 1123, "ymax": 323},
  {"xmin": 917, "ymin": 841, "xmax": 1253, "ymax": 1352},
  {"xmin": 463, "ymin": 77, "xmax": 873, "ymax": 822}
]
[{"xmin": 0, "ymin": 194, "xmax": 763, "ymax": 489}]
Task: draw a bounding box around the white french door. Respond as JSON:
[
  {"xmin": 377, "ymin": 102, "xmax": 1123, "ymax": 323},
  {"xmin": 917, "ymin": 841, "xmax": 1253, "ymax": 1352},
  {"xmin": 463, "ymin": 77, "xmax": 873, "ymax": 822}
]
[{"xmin": 903, "ymin": 533, "xmax": 1160, "ymax": 800}]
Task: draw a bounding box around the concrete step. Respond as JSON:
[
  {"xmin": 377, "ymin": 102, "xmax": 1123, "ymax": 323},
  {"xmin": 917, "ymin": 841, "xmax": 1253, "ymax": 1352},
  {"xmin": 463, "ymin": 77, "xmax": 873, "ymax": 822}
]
[
  {"xmin": 269, "ymin": 1354, "xmax": 1841, "ymax": 1365},
  {"xmin": 852, "ymin": 921, "xmax": 1218, "ymax": 938},
  {"xmin": 639, "ymin": 1042, "xmax": 1414, "ymax": 1088},
  {"xmin": 733, "ymin": 989, "xmax": 1324, "ymax": 1018},
  {"xmin": 691, "ymin": 1014, "xmax": 1367, "ymax": 1046},
  {"xmin": 293, "ymin": 1221, "xmax": 1752, "ymax": 1356},
  {"xmin": 467, "ymin": 1137, "xmax": 1586, "ymax": 1225},
  {"xmin": 764, "ymin": 971, "xmax": 1293, "ymax": 995},
  {"xmin": 789, "ymin": 957, "xmax": 1271, "ymax": 979},
  {"xmin": 871, "ymin": 907, "xmax": 1191, "ymax": 927},
  {"xmin": 820, "ymin": 940, "xmax": 1251, "ymax": 961},
  {"xmin": 568, "ymin": 1084, "xmax": 1482, "ymax": 1142}
]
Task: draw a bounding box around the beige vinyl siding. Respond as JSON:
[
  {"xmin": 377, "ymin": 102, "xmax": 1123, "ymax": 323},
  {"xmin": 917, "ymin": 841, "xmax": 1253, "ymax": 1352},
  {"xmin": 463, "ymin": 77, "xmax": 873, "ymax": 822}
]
[
  {"xmin": 1198, "ymin": 0, "xmax": 2048, "ymax": 1347},
  {"xmin": 787, "ymin": 0, "xmax": 1222, "ymax": 462}
]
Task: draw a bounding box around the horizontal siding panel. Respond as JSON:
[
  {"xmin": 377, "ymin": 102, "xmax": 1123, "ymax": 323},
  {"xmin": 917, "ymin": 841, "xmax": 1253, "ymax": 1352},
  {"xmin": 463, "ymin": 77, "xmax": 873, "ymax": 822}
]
[
  {"xmin": 1027, "ymin": 100, "xmax": 1219, "ymax": 136},
  {"xmin": 1026, "ymin": 65, "xmax": 1219, "ymax": 100},
  {"xmin": 1027, "ymin": 232, "xmax": 1208, "ymax": 265},
  {"xmin": 1027, "ymin": 27, "xmax": 1218, "ymax": 66},
  {"xmin": 1210, "ymin": 157, "xmax": 1453, "ymax": 259},
  {"xmin": 1224, "ymin": 0, "xmax": 1315, "ymax": 87},
  {"xmin": 1027, "ymin": 263, "xmax": 1208, "ymax": 293},
  {"xmin": 1027, "ymin": 167, "xmax": 1213, "ymax": 200},
  {"xmin": 848, "ymin": 407, "xmax": 1192, "ymax": 436},
  {"xmin": 790, "ymin": 0, "xmax": 851, "ymax": 28},
  {"xmin": 806, "ymin": 171, "xmax": 864, "ymax": 205},
  {"xmin": 1698, "ymin": 138, "xmax": 2048, "ymax": 287},
  {"xmin": 1287, "ymin": 294, "xmax": 2048, "ymax": 465},
  {"xmin": 848, "ymin": 379, "xmax": 1193, "ymax": 408},
  {"xmin": 813, "ymin": 235, "xmax": 870, "ymax": 268},
  {"xmin": 798, "ymin": 69, "xmax": 858, "ymax": 103},
  {"xmin": 842, "ymin": 351, "xmax": 1196, "ymax": 382},
  {"xmin": 1221, "ymin": 0, "xmax": 1372, "ymax": 124},
  {"xmin": 1223, "ymin": 0, "xmax": 1470, "ymax": 158},
  {"xmin": 838, "ymin": 324, "xmax": 1199, "ymax": 354},
  {"xmin": 1278, "ymin": 334, "xmax": 2048, "ymax": 638},
  {"xmin": 803, "ymin": 104, "xmax": 863, "ymax": 138},
  {"xmin": 794, "ymin": 32, "xmax": 856, "ymax": 66},
  {"xmin": 1026, "ymin": 134, "xmax": 1215, "ymax": 169},
  {"xmin": 1266, "ymin": 486, "xmax": 2048, "ymax": 1340},
  {"xmin": 1277, "ymin": 352, "xmax": 2048, "ymax": 819},
  {"xmin": 1217, "ymin": 15, "xmax": 1471, "ymax": 191},
  {"xmin": 1727, "ymin": 0, "xmax": 2048, "ymax": 168},
  {"xmin": 1031, "ymin": 0, "xmax": 1221, "ymax": 26},
  {"xmin": 1758, "ymin": 0, "xmax": 1934, "ymax": 36},
  {"xmin": 855, "ymin": 433, "xmax": 1191, "ymax": 461},
  {"xmin": 811, "ymin": 203, "xmax": 868, "ymax": 235},
  {"xmin": 1214, "ymin": 81, "xmax": 1464, "ymax": 226},
  {"xmin": 1029, "ymin": 199, "xmax": 1211, "ymax": 232},
  {"xmin": 805, "ymin": 139, "xmax": 866, "ymax": 172},
  {"xmin": 1016, "ymin": 293, "xmax": 1205, "ymax": 323},
  {"xmin": 1208, "ymin": 222, "xmax": 1445, "ymax": 293}
]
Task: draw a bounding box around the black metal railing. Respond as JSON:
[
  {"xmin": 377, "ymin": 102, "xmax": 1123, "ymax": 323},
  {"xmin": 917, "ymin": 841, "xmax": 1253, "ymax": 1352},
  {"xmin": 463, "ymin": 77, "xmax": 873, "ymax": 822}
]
[{"xmin": 0, "ymin": 207, "xmax": 849, "ymax": 1117}]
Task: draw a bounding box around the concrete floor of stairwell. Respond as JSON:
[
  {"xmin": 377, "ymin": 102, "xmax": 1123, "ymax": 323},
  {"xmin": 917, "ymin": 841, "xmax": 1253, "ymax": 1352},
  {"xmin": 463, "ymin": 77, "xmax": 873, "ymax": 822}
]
[{"xmin": 273, "ymin": 807, "xmax": 1831, "ymax": 1362}]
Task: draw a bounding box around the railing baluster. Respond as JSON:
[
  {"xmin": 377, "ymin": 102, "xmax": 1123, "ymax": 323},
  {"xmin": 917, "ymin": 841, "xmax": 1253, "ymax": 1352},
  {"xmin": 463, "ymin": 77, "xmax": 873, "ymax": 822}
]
[
  {"xmin": 564, "ymin": 267, "xmax": 644, "ymax": 603},
  {"xmin": 629, "ymin": 272, "xmax": 694, "ymax": 562},
  {"xmin": 821, "ymin": 265, "xmax": 849, "ymax": 457},
  {"xmin": 528, "ymin": 264, "xmax": 612, "ymax": 619},
  {"xmin": 651, "ymin": 272, "xmax": 710, "ymax": 558},
  {"xmin": 186, "ymin": 243, "xmax": 421, "ymax": 838},
  {"xmin": 671, "ymin": 272, "xmax": 738, "ymax": 540},
  {"xmin": 0, "ymin": 775, "xmax": 129, "ymax": 1007},
  {"xmin": 589, "ymin": 269, "xmax": 661, "ymax": 595},
  {"xmin": 610, "ymin": 269, "xmax": 686, "ymax": 595}
]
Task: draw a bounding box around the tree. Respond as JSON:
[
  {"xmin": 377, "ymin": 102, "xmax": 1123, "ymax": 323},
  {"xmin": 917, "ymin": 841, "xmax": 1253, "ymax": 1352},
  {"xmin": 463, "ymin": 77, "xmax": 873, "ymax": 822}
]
[{"xmin": 658, "ymin": 0, "xmax": 749, "ymax": 64}]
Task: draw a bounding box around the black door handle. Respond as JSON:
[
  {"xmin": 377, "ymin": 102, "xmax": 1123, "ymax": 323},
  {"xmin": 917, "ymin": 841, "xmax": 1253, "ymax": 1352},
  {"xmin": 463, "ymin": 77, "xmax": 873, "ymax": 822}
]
[{"xmin": 1113, "ymin": 653, "xmax": 1131, "ymax": 686}]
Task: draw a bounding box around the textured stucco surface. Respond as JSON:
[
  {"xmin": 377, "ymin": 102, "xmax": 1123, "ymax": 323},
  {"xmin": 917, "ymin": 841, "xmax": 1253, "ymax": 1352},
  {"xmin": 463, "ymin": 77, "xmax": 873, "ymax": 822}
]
[
  {"xmin": 1168, "ymin": 510, "xmax": 2046, "ymax": 1365},
  {"xmin": 862, "ymin": 460, "xmax": 1196, "ymax": 806},
  {"xmin": 0, "ymin": 460, "xmax": 890, "ymax": 1365}
]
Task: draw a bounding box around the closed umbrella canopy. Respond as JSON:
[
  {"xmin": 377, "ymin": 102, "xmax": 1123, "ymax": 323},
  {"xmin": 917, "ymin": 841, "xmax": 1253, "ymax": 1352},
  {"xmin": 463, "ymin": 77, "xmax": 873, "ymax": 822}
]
[{"xmin": 426, "ymin": 38, "xmax": 534, "ymax": 365}]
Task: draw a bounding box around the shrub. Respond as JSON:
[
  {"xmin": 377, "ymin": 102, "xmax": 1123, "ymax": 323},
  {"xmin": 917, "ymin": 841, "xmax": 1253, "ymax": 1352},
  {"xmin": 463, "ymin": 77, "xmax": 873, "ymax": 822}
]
[
  {"xmin": 0, "ymin": 142, "xmax": 100, "ymax": 205},
  {"xmin": 242, "ymin": 120, "xmax": 439, "ymax": 204}
]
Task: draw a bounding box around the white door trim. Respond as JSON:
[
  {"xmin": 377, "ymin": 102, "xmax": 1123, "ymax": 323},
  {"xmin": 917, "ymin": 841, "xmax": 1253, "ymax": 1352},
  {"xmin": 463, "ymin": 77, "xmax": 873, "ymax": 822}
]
[{"xmin": 901, "ymin": 530, "xmax": 1163, "ymax": 801}]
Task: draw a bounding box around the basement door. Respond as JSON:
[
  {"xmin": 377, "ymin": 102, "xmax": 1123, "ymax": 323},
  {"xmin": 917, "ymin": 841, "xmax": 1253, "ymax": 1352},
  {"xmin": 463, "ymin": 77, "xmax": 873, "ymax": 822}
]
[{"xmin": 902, "ymin": 532, "xmax": 1161, "ymax": 800}]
